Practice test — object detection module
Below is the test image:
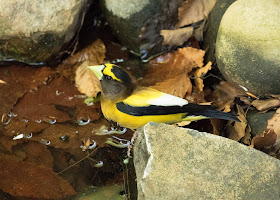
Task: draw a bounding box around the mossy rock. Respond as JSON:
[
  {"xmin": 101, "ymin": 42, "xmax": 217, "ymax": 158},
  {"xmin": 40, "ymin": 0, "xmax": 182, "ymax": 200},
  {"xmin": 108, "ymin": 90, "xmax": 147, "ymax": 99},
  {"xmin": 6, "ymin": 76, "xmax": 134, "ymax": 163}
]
[{"xmin": 216, "ymin": 0, "xmax": 280, "ymax": 96}]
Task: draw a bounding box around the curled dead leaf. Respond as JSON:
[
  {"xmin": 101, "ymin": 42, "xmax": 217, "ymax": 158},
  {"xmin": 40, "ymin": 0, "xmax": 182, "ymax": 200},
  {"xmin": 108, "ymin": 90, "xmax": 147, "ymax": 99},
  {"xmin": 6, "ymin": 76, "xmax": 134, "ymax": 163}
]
[
  {"xmin": 0, "ymin": 154, "xmax": 76, "ymax": 199},
  {"xmin": 193, "ymin": 61, "xmax": 212, "ymax": 92},
  {"xmin": 75, "ymin": 61, "xmax": 101, "ymax": 97},
  {"xmin": 252, "ymin": 98, "xmax": 280, "ymax": 112},
  {"xmin": 141, "ymin": 47, "xmax": 208, "ymax": 98},
  {"xmin": 209, "ymin": 81, "xmax": 248, "ymax": 111},
  {"xmin": 161, "ymin": 27, "xmax": 194, "ymax": 46},
  {"xmin": 176, "ymin": 0, "xmax": 217, "ymax": 28},
  {"xmin": 251, "ymin": 129, "xmax": 277, "ymax": 149},
  {"xmin": 227, "ymin": 105, "xmax": 250, "ymax": 142},
  {"xmin": 58, "ymin": 39, "xmax": 106, "ymax": 82}
]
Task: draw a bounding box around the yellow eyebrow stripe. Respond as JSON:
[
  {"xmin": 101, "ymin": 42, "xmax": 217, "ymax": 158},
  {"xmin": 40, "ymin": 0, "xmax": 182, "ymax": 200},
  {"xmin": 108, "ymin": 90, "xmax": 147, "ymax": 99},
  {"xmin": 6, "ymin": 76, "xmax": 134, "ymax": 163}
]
[{"xmin": 103, "ymin": 64, "xmax": 121, "ymax": 82}]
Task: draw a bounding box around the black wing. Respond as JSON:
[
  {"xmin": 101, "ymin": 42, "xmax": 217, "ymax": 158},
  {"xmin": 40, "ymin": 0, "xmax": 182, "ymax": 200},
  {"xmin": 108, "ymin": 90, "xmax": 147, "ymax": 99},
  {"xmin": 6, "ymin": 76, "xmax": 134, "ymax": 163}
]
[{"xmin": 116, "ymin": 102, "xmax": 240, "ymax": 122}]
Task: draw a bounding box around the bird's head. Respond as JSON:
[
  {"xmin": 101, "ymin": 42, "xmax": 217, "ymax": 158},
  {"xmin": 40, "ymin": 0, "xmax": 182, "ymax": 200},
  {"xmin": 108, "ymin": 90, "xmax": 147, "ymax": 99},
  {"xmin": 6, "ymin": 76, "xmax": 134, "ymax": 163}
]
[{"xmin": 88, "ymin": 64, "xmax": 134, "ymax": 100}]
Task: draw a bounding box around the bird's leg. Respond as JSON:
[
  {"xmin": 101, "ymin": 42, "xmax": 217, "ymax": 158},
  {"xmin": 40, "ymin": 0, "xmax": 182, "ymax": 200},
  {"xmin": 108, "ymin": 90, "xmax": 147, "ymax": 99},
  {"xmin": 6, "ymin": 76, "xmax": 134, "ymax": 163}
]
[
  {"xmin": 105, "ymin": 136, "xmax": 131, "ymax": 148},
  {"xmin": 95, "ymin": 122, "xmax": 127, "ymax": 135}
]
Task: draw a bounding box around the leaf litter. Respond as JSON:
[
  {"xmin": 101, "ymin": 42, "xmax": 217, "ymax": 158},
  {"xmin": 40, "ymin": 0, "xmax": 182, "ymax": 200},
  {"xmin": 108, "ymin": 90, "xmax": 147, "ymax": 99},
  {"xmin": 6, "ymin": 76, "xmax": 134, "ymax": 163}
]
[
  {"xmin": 140, "ymin": 47, "xmax": 212, "ymax": 100},
  {"xmin": 0, "ymin": 39, "xmax": 132, "ymax": 199},
  {"xmin": 141, "ymin": 0, "xmax": 216, "ymax": 59}
]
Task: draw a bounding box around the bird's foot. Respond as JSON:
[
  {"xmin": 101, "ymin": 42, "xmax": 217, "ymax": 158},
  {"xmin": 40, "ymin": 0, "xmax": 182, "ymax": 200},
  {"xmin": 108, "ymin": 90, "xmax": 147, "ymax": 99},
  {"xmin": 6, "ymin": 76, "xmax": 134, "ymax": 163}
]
[
  {"xmin": 105, "ymin": 136, "xmax": 131, "ymax": 148},
  {"xmin": 95, "ymin": 125, "xmax": 127, "ymax": 135}
]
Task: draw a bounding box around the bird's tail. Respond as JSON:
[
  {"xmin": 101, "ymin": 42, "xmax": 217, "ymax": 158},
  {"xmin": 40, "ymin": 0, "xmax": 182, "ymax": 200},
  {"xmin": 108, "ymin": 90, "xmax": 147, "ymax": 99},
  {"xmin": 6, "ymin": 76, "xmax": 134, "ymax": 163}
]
[
  {"xmin": 182, "ymin": 104, "xmax": 240, "ymax": 122},
  {"xmin": 199, "ymin": 109, "xmax": 240, "ymax": 122}
]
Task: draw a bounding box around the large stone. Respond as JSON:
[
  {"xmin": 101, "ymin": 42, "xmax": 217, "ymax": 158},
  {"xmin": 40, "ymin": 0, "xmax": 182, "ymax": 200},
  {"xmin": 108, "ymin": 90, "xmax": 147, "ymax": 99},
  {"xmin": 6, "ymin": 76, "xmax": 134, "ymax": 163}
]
[
  {"xmin": 203, "ymin": 0, "xmax": 236, "ymax": 63},
  {"xmin": 133, "ymin": 122, "xmax": 280, "ymax": 200},
  {"xmin": 0, "ymin": 0, "xmax": 89, "ymax": 64},
  {"xmin": 216, "ymin": 0, "xmax": 280, "ymax": 96},
  {"xmin": 100, "ymin": 0, "xmax": 162, "ymax": 54},
  {"xmin": 246, "ymin": 109, "xmax": 275, "ymax": 136}
]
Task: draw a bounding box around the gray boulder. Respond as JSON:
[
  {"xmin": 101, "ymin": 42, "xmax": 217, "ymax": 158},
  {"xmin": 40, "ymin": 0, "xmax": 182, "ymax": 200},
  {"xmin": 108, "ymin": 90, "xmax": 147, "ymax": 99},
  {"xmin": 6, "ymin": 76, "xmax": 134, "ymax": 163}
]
[
  {"xmin": 100, "ymin": 0, "xmax": 162, "ymax": 54},
  {"xmin": 133, "ymin": 122, "xmax": 280, "ymax": 200},
  {"xmin": 0, "ymin": 0, "xmax": 89, "ymax": 64},
  {"xmin": 216, "ymin": 0, "xmax": 280, "ymax": 96}
]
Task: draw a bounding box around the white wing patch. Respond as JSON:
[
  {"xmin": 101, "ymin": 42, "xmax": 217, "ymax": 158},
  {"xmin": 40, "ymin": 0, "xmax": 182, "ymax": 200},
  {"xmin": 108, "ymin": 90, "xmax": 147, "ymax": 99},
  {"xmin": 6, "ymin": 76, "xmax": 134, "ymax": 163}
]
[{"xmin": 148, "ymin": 93, "xmax": 188, "ymax": 106}]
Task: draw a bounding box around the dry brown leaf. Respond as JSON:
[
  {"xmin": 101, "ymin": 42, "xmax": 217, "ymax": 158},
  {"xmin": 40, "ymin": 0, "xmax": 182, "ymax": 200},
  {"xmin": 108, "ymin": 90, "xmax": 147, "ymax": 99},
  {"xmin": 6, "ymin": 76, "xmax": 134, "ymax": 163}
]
[
  {"xmin": 75, "ymin": 61, "xmax": 101, "ymax": 97},
  {"xmin": 0, "ymin": 135, "xmax": 17, "ymax": 152},
  {"xmin": 141, "ymin": 47, "xmax": 207, "ymax": 98},
  {"xmin": 241, "ymin": 125, "xmax": 252, "ymax": 145},
  {"xmin": 176, "ymin": 0, "xmax": 216, "ymax": 28},
  {"xmin": 3, "ymin": 120, "xmax": 49, "ymax": 137},
  {"xmin": 251, "ymin": 108, "xmax": 280, "ymax": 153},
  {"xmin": 0, "ymin": 66, "xmax": 55, "ymax": 117},
  {"xmin": 161, "ymin": 27, "xmax": 194, "ymax": 46},
  {"xmin": 57, "ymin": 39, "xmax": 106, "ymax": 82},
  {"xmin": 161, "ymin": 0, "xmax": 216, "ymax": 46},
  {"xmin": 209, "ymin": 81, "xmax": 248, "ymax": 111},
  {"xmin": 0, "ymin": 154, "xmax": 76, "ymax": 199},
  {"xmin": 252, "ymin": 98, "xmax": 280, "ymax": 112},
  {"xmin": 193, "ymin": 61, "xmax": 212, "ymax": 92},
  {"xmin": 210, "ymin": 118, "xmax": 225, "ymax": 136},
  {"xmin": 251, "ymin": 130, "xmax": 277, "ymax": 149},
  {"xmin": 14, "ymin": 142, "xmax": 54, "ymax": 168},
  {"xmin": 228, "ymin": 105, "xmax": 248, "ymax": 141},
  {"xmin": 13, "ymin": 76, "xmax": 86, "ymax": 123},
  {"xmin": 267, "ymin": 108, "xmax": 280, "ymax": 135},
  {"xmin": 151, "ymin": 74, "xmax": 192, "ymax": 98}
]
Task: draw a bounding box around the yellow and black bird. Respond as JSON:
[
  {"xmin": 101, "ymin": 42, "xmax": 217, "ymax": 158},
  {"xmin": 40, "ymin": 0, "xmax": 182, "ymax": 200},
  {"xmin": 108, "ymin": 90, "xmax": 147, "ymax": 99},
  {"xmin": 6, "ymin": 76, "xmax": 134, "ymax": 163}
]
[{"xmin": 88, "ymin": 64, "xmax": 239, "ymax": 130}]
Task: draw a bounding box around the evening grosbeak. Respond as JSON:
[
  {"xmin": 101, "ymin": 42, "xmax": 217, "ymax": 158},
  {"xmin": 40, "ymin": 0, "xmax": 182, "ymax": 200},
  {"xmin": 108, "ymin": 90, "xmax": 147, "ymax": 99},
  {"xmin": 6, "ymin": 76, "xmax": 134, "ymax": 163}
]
[{"xmin": 88, "ymin": 64, "xmax": 239, "ymax": 130}]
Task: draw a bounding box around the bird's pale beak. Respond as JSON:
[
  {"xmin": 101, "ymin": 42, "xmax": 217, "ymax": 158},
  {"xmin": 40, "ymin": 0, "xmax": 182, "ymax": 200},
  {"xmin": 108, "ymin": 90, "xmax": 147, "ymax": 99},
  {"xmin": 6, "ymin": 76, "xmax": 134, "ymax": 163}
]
[{"xmin": 88, "ymin": 65, "xmax": 105, "ymax": 80}]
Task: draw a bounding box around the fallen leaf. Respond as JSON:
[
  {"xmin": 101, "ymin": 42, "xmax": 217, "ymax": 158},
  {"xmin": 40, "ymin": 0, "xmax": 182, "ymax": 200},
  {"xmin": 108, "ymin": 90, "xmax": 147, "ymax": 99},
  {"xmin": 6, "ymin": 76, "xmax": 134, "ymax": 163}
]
[
  {"xmin": 75, "ymin": 61, "xmax": 101, "ymax": 97},
  {"xmin": 0, "ymin": 66, "xmax": 55, "ymax": 118},
  {"xmin": 267, "ymin": 108, "xmax": 280, "ymax": 135},
  {"xmin": 139, "ymin": 0, "xmax": 184, "ymax": 59},
  {"xmin": 192, "ymin": 20, "xmax": 206, "ymax": 41},
  {"xmin": 251, "ymin": 129, "xmax": 277, "ymax": 149},
  {"xmin": 141, "ymin": 47, "xmax": 208, "ymax": 99},
  {"xmin": 152, "ymin": 73, "xmax": 192, "ymax": 98},
  {"xmin": 0, "ymin": 135, "xmax": 17, "ymax": 152},
  {"xmin": 160, "ymin": 0, "xmax": 216, "ymax": 46},
  {"xmin": 193, "ymin": 61, "xmax": 212, "ymax": 92},
  {"xmin": 0, "ymin": 154, "xmax": 76, "ymax": 199},
  {"xmin": 21, "ymin": 142, "xmax": 53, "ymax": 168},
  {"xmin": 161, "ymin": 27, "xmax": 194, "ymax": 46},
  {"xmin": 208, "ymin": 81, "xmax": 248, "ymax": 111},
  {"xmin": 252, "ymin": 98, "xmax": 280, "ymax": 112},
  {"xmin": 3, "ymin": 120, "xmax": 49, "ymax": 137},
  {"xmin": 176, "ymin": 0, "xmax": 216, "ymax": 28},
  {"xmin": 57, "ymin": 39, "xmax": 106, "ymax": 82},
  {"xmin": 241, "ymin": 124, "xmax": 252, "ymax": 145},
  {"xmin": 210, "ymin": 118, "xmax": 225, "ymax": 136},
  {"xmin": 227, "ymin": 105, "xmax": 248, "ymax": 141},
  {"xmin": 13, "ymin": 76, "xmax": 85, "ymax": 123}
]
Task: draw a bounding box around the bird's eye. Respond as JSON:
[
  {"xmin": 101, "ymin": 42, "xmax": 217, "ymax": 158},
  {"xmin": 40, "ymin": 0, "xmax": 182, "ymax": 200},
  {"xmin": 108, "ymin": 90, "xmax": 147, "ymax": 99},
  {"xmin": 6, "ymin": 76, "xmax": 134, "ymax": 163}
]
[{"xmin": 105, "ymin": 75, "xmax": 112, "ymax": 81}]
